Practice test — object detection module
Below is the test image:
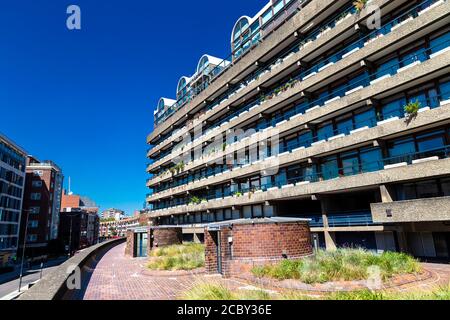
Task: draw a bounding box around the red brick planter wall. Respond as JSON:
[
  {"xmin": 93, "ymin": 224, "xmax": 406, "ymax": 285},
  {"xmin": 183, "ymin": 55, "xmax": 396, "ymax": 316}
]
[
  {"xmin": 150, "ymin": 228, "xmax": 183, "ymax": 250},
  {"xmin": 205, "ymin": 222, "xmax": 312, "ymax": 277}
]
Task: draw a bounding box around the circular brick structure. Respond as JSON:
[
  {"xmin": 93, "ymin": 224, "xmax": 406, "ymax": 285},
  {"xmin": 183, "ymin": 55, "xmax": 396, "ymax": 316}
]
[
  {"xmin": 205, "ymin": 218, "xmax": 312, "ymax": 277},
  {"xmin": 150, "ymin": 227, "xmax": 183, "ymax": 250}
]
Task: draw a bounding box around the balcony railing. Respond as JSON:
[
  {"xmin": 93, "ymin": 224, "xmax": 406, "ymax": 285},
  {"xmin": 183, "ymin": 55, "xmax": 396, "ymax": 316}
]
[
  {"xmin": 149, "ymin": 0, "xmax": 446, "ymax": 165},
  {"xmin": 149, "ymin": 145, "xmax": 450, "ymax": 210}
]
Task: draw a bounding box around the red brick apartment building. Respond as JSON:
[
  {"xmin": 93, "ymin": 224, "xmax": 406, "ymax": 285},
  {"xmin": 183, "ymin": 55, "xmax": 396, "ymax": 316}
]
[{"xmin": 19, "ymin": 156, "xmax": 63, "ymax": 258}]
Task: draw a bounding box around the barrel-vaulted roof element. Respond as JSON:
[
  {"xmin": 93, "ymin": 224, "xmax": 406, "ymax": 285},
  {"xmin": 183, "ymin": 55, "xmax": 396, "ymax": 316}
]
[{"xmin": 154, "ymin": 97, "xmax": 176, "ymax": 115}]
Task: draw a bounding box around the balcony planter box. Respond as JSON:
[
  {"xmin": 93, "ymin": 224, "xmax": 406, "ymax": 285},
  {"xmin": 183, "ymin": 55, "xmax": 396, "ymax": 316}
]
[
  {"xmin": 418, "ymin": 0, "xmax": 444, "ymax": 16},
  {"xmin": 268, "ymin": 187, "xmax": 279, "ymax": 191},
  {"xmin": 318, "ymin": 62, "xmax": 334, "ymax": 72},
  {"xmin": 391, "ymin": 16, "xmax": 413, "ymax": 31},
  {"xmin": 364, "ymin": 34, "xmax": 384, "ymax": 46},
  {"xmin": 249, "ymin": 105, "xmax": 259, "ymax": 111},
  {"xmin": 306, "ymin": 105, "xmax": 320, "ymax": 113},
  {"xmin": 350, "ymin": 126, "xmax": 369, "ymax": 134},
  {"xmin": 342, "ymin": 47, "xmax": 360, "ymax": 59},
  {"xmin": 345, "ymin": 86, "xmax": 363, "ymax": 96},
  {"xmin": 440, "ymin": 99, "xmax": 450, "ymax": 107},
  {"xmin": 384, "ymin": 162, "xmax": 407, "ymax": 170},
  {"xmin": 242, "ymin": 164, "xmax": 251, "ymax": 168},
  {"xmin": 292, "ymin": 146, "xmax": 306, "ymax": 153},
  {"xmin": 418, "ymin": 106, "xmax": 431, "ymax": 113},
  {"xmin": 328, "ymin": 133, "xmax": 345, "ymax": 141},
  {"xmin": 311, "ymin": 140, "xmax": 326, "ymax": 146},
  {"xmin": 398, "ymin": 61, "xmax": 421, "ymax": 73},
  {"xmin": 240, "ymin": 111, "xmax": 248, "ymax": 116},
  {"xmin": 296, "ymin": 181, "xmax": 311, "ymax": 186},
  {"xmin": 302, "ymin": 72, "xmax": 316, "ymax": 81},
  {"xmin": 336, "ymin": 13, "xmax": 352, "ymax": 26},
  {"xmin": 324, "ymin": 96, "xmax": 340, "ymax": 105},
  {"xmin": 377, "ymin": 116, "xmax": 399, "ymax": 126},
  {"xmin": 278, "ymin": 151, "xmax": 290, "ymax": 157},
  {"xmin": 412, "ymin": 156, "xmax": 439, "ymax": 164},
  {"xmin": 220, "ymin": 121, "xmax": 228, "ymax": 127},
  {"xmin": 276, "ymin": 120, "xmax": 288, "ymax": 127},
  {"xmin": 255, "ymin": 190, "xmax": 263, "ymax": 194},
  {"xmin": 282, "ymin": 184, "xmax": 295, "ymax": 189},
  {"xmin": 370, "ymin": 74, "xmax": 391, "ymax": 85},
  {"xmin": 430, "ymin": 46, "xmax": 450, "ymax": 59},
  {"xmin": 290, "ymin": 113, "xmax": 302, "ymax": 121}
]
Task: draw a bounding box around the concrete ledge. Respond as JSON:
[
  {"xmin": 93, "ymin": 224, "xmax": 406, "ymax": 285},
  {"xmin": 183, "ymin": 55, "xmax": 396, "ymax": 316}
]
[
  {"xmin": 18, "ymin": 238, "xmax": 125, "ymax": 300},
  {"xmin": 371, "ymin": 196, "xmax": 450, "ymax": 223}
]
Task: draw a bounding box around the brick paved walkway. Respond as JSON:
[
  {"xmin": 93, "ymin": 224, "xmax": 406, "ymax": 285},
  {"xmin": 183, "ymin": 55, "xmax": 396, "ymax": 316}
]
[
  {"xmin": 82, "ymin": 243, "xmax": 450, "ymax": 300},
  {"xmin": 82, "ymin": 243, "xmax": 243, "ymax": 300}
]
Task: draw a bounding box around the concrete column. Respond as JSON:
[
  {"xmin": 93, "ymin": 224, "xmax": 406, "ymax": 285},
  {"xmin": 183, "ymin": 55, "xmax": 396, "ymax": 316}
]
[
  {"xmin": 380, "ymin": 185, "xmax": 394, "ymax": 203},
  {"xmin": 193, "ymin": 232, "xmax": 201, "ymax": 244},
  {"xmin": 320, "ymin": 197, "xmax": 337, "ymax": 251},
  {"xmin": 396, "ymin": 230, "xmax": 409, "ymax": 253}
]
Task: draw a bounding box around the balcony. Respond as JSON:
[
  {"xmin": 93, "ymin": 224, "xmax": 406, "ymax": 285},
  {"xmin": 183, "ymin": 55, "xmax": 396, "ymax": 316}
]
[{"xmin": 371, "ymin": 196, "xmax": 450, "ymax": 223}]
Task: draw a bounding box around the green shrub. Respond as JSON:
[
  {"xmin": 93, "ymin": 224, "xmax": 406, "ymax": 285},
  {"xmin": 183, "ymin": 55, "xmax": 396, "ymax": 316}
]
[
  {"xmin": 251, "ymin": 249, "xmax": 421, "ymax": 284},
  {"xmin": 404, "ymin": 100, "xmax": 421, "ymax": 116},
  {"xmin": 148, "ymin": 243, "xmax": 205, "ymax": 271}
]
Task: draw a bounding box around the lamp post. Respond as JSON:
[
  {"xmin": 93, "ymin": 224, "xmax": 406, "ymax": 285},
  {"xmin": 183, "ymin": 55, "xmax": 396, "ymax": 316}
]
[{"xmin": 18, "ymin": 209, "xmax": 33, "ymax": 292}]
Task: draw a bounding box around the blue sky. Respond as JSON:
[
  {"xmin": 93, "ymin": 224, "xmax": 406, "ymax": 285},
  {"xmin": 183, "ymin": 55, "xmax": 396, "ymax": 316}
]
[{"xmin": 0, "ymin": 0, "xmax": 263, "ymax": 215}]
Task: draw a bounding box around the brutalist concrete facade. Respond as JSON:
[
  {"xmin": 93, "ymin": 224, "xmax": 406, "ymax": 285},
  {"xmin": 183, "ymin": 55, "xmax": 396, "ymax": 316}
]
[{"xmin": 146, "ymin": 0, "xmax": 450, "ymax": 260}]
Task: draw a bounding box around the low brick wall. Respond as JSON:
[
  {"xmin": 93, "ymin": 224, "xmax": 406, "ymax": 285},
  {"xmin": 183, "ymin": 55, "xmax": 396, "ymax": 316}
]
[
  {"xmin": 18, "ymin": 238, "xmax": 125, "ymax": 300},
  {"xmin": 125, "ymin": 230, "xmax": 135, "ymax": 257},
  {"xmin": 149, "ymin": 227, "xmax": 183, "ymax": 251},
  {"xmin": 205, "ymin": 222, "xmax": 312, "ymax": 277}
]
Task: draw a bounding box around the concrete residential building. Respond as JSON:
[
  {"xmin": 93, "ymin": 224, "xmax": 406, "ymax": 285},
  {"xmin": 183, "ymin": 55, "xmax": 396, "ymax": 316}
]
[
  {"xmin": 0, "ymin": 133, "xmax": 27, "ymax": 268},
  {"xmin": 99, "ymin": 216, "xmax": 140, "ymax": 239},
  {"xmin": 101, "ymin": 208, "xmax": 125, "ymax": 221},
  {"xmin": 146, "ymin": 0, "xmax": 450, "ymax": 259},
  {"xmin": 19, "ymin": 156, "xmax": 64, "ymax": 257}
]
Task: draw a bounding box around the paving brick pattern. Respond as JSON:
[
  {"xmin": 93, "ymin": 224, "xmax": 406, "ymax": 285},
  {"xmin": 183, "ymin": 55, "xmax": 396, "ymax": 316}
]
[
  {"xmin": 83, "ymin": 243, "xmax": 242, "ymax": 300},
  {"xmin": 83, "ymin": 243, "xmax": 450, "ymax": 300}
]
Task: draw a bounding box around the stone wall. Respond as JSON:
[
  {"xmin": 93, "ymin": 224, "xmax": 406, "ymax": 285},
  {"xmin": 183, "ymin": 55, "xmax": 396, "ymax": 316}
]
[{"xmin": 205, "ymin": 222, "xmax": 312, "ymax": 277}]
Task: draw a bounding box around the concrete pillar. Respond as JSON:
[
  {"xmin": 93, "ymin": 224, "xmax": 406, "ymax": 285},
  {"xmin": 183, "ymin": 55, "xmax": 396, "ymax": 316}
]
[
  {"xmin": 320, "ymin": 197, "xmax": 337, "ymax": 251},
  {"xmin": 396, "ymin": 230, "xmax": 408, "ymax": 253},
  {"xmin": 193, "ymin": 232, "xmax": 201, "ymax": 244},
  {"xmin": 380, "ymin": 185, "xmax": 394, "ymax": 203},
  {"xmin": 324, "ymin": 231, "xmax": 337, "ymax": 251}
]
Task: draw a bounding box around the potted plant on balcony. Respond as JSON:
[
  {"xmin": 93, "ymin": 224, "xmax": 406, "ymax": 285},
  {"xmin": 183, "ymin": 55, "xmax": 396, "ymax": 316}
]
[
  {"xmin": 404, "ymin": 100, "xmax": 421, "ymax": 124},
  {"xmin": 353, "ymin": 0, "xmax": 368, "ymax": 13},
  {"xmin": 189, "ymin": 196, "xmax": 201, "ymax": 205}
]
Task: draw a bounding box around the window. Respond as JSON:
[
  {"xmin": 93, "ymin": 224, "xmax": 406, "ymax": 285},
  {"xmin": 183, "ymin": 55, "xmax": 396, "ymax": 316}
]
[
  {"xmin": 243, "ymin": 206, "xmax": 252, "ymax": 219},
  {"xmin": 27, "ymin": 234, "xmax": 37, "ymax": 242},
  {"xmin": 388, "ymin": 137, "xmax": 416, "ymax": 157},
  {"xmin": 273, "ymin": 0, "xmax": 284, "ymax": 15},
  {"xmin": 28, "ymin": 220, "xmax": 39, "ymax": 228},
  {"xmin": 430, "ymin": 31, "xmax": 450, "ymax": 54},
  {"xmin": 416, "ymin": 130, "xmax": 446, "ymax": 152},
  {"xmin": 33, "ymin": 170, "xmax": 43, "ymax": 177},
  {"xmin": 317, "ymin": 122, "xmax": 334, "ymax": 141},
  {"xmin": 30, "ymin": 207, "xmax": 40, "ymax": 214},
  {"xmin": 382, "ymin": 99, "xmax": 405, "ymax": 119},
  {"xmin": 354, "ymin": 108, "xmax": 376, "ymax": 128},
  {"xmin": 262, "ymin": 9, "xmax": 273, "ymax": 25},
  {"xmin": 30, "ymin": 193, "xmax": 41, "ymax": 200},
  {"xmin": 32, "ymin": 180, "xmax": 42, "ymax": 188}
]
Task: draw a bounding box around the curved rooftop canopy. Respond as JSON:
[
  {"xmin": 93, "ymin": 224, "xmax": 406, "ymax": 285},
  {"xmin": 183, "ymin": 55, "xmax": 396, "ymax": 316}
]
[
  {"xmin": 177, "ymin": 76, "xmax": 192, "ymax": 94},
  {"xmin": 231, "ymin": 16, "xmax": 252, "ymax": 43},
  {"xmin": 196, "ymin": 54, "xmax": 226, "ymax": 74},
  {"xmin": 154, "ymin": 97, "xmax": 176, "ymax": 115}
]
